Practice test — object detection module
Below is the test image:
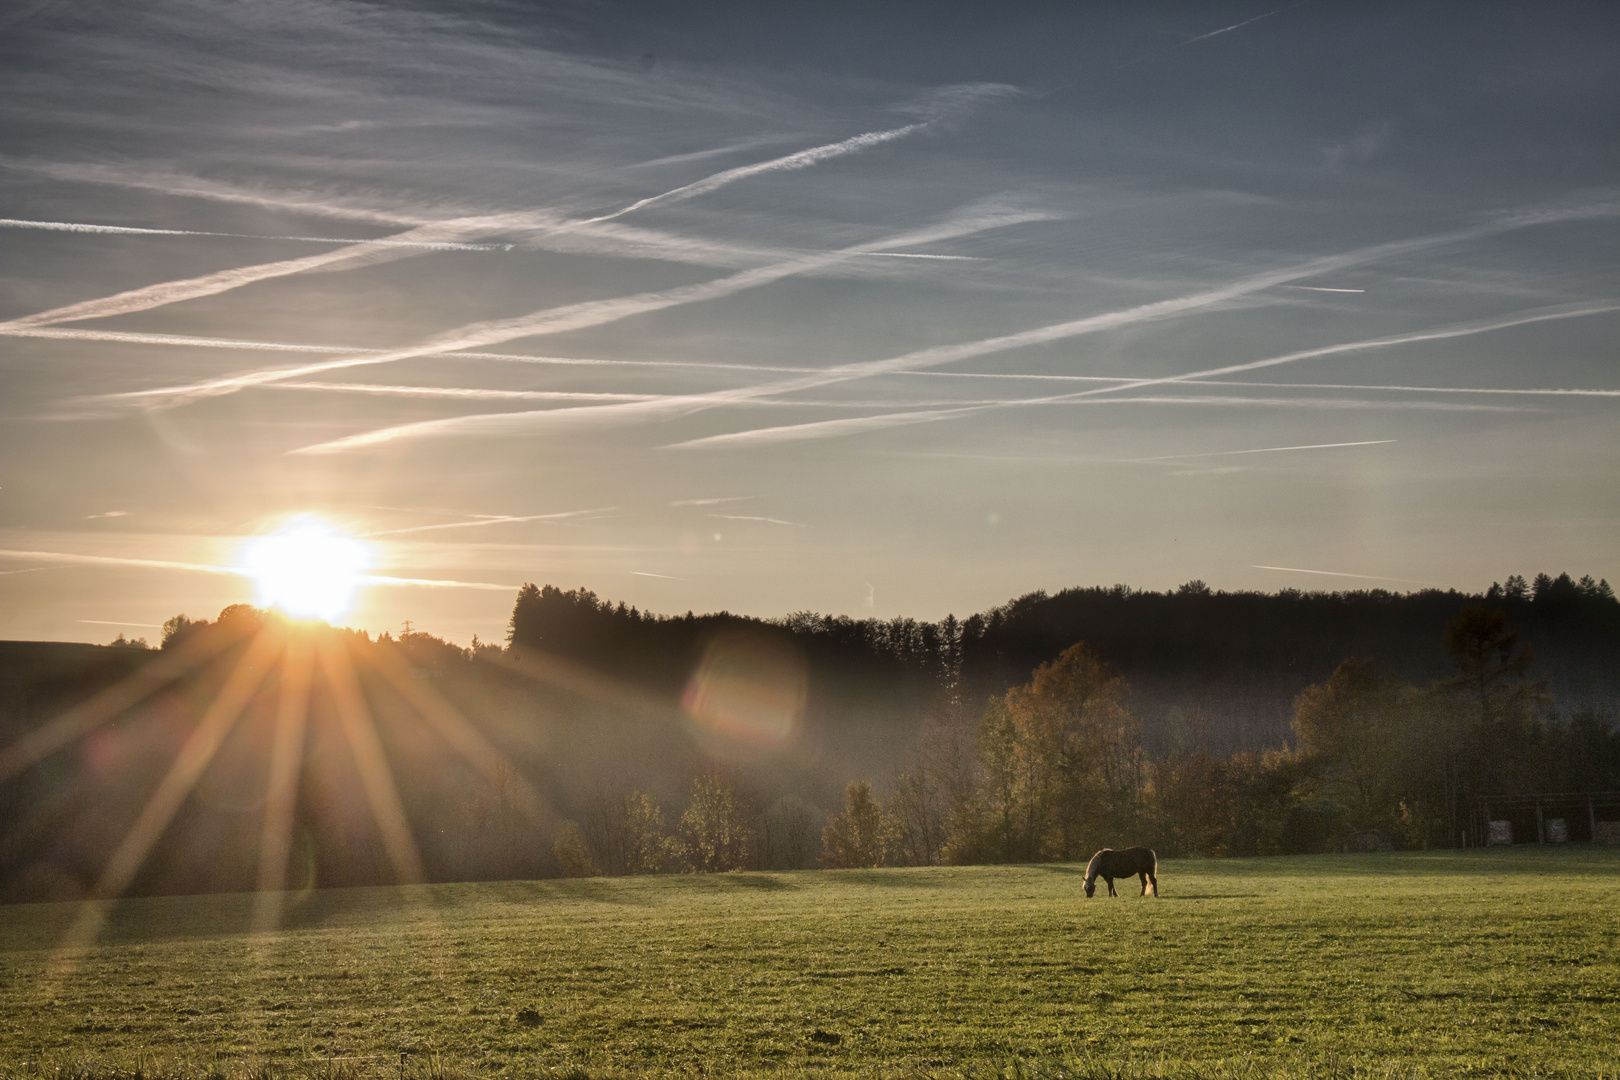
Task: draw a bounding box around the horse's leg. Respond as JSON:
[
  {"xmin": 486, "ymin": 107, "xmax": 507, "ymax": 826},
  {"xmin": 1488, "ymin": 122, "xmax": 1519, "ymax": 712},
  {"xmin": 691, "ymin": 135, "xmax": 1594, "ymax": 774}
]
[
  {"xmin": 1106, "ymin": 876, "xmax": 1117, "ymax": 897},
  {"xmin": 1148, "ymin": 871, "xmax": 1158, "ymax": 897},
  {"xmin": 1139, "ymin": 872, "xmax": 1148, "ymax": 896}
]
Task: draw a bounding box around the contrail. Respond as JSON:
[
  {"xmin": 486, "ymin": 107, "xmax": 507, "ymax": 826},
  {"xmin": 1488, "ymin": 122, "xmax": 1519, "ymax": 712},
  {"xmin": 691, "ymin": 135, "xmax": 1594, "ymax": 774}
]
[
  {"xmin": 861, "ymin": 252, "xmax": 980, "ymax": 261},
  {"xmin": 664, "ymin": 399, "xmax": 1512, "ymax": 449},
  {"xmin": 0, "ymin": 218, "xmax": 508, "ymax": 250},
  {"xmin": 1251, "ymin": 564, "xmax": 1438, "ymax": 587},
  {"xmin": 363, "ymin": 508, "xmax": 616, "ymax": 537},
  {"xmin": 1118, "ymin": 1, "xmax": 1309, "ymax": 67},
  {"xmin": 0, "ymin": 548, "xmax": 511, "ymax": 590},
  {"xmin": 78, "ymin": 619, "xmax": 164, "ymax": 628},
  {"xmin": 0, "ymin": 218, "xmax": 505, "ymax": 331},
  {"xmin": 101, "ymin": 204, "xmax": 1047, "ymax": 418},
  {"xmin": 665, "ymin": 300, "xmax": 1617, "ymax": 447},
  {"xmin": 5, "ymin": 119, "xmax": 927, "ymax": 336},
  {"xmin": 1128, "ymin": 439, "xmax": 1396, "ymax": 462},
  {"xmin": 8, "ymin": 326, "xmax": 822, "ymax": 378},
  {"xmin": 274, "ymin": 382, "xmax": 659, "ymax": 403},
  {"xmin": 707, "ymin": 514, "xmax": 806, "ymax": 527},
  {"xmin": 1181, "ymin": 2, "xmax": 1309, "ymax": 45},
  {"xmin": 292, "ymin": 202, "xmax": 1620, "ymax": 454},
  {"xmin": 1191, "ymin": 379, "xmax": 1620, "ymax": 397},
  {"xmin": 583, "ymin": 124, "xmax": 926, "ymax": 223},
  {"xmin": 1279, "ymin": 285, "xmax": 1364, "ymax": 293}
]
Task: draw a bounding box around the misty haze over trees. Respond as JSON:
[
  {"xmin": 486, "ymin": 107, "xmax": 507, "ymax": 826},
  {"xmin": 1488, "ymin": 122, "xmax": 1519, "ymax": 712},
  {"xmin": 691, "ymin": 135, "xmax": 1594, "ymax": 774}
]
[{"xmin": 1, "ymin": 573, "xmax": 1616, "ymax": 901}]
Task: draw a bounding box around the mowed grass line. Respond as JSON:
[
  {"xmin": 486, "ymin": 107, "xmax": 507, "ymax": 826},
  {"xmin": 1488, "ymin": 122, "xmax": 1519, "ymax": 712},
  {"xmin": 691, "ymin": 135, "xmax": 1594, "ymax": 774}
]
[{"xmin": 0, "ymin": 849, "xmax": 1616, "ymax": 1078}]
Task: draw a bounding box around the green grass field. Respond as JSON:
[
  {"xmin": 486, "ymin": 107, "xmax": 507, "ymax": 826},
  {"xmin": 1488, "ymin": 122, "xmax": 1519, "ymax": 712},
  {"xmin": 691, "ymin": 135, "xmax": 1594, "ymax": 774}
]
[{"xmin": 1, "ymin": 849, "xmax": 1617, "ymax": 1079}]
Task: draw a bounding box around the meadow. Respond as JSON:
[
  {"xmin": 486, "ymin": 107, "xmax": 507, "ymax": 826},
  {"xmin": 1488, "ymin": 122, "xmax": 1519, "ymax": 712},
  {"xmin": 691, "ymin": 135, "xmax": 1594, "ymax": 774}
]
[{"xmin": 0, "ymin": 849, "xmax": 1616, "ymax": 1079}]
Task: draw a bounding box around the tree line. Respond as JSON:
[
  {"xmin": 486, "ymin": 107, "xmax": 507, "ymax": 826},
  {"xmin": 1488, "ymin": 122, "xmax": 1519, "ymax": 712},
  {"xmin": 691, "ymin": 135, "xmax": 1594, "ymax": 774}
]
[{"xmin": 543, "ymin": 601, "xmax": 1619, "ymax": 878}]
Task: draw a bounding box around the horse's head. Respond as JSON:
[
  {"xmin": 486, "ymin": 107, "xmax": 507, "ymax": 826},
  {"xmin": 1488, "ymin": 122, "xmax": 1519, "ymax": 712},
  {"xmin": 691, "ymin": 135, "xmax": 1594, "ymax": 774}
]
[{"xmin": 1084, "ymin": 876, "xmax": 1096, "ymax": 898}]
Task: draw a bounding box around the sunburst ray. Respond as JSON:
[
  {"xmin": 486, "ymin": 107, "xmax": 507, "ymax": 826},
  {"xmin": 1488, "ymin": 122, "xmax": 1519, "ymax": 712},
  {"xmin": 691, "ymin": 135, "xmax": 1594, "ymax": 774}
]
[
  {"xmin": 361, "ymin": 645, "xmax": 555, "ymax": 828},
  {"xmin": 49, "ymin": 627, "xmax": 285, "ymax": 972},
  {"xmin": 0, "ymin": 620, "xmax": 254, "ymax": 784},
  {"xmin": 251, "ymin": 627, "xmax": 314, "ymax": 932},
  {"xmin": 318, "ymin": 634, "xmax": 424, "ymax": 885}
]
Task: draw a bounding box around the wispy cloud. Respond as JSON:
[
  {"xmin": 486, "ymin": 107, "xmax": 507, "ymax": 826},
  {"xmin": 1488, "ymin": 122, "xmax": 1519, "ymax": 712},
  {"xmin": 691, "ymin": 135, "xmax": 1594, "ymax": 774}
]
[
  {"xmin": 85, "ymin": 510, "xmax": 131, "ymax": 519},
  {"xmin": 669, "ymin": 496, "xmax": 756, "ymax": 506}
]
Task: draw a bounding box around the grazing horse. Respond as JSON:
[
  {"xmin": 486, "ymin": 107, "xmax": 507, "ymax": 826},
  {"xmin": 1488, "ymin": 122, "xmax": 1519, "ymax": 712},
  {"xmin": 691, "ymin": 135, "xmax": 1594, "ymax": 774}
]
[{"xmin": 1084, "ymin": 846, "xmax": 1158, "ymax": 897}]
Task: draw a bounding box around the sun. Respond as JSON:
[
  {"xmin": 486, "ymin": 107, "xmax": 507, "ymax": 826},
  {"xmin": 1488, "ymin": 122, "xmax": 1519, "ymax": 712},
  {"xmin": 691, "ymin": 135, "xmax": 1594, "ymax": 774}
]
[{"xmin": 242, "ymin": 517, "xmax": 371, "ymax": 621}]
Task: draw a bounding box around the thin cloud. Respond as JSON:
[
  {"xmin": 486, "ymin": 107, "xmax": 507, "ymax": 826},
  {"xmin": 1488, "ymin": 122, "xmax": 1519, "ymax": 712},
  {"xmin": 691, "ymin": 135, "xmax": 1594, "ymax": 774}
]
[
  {"xmin": 669, "ymin": 496, "xmax": 756, "ymax": 506},
  {"xmin": 79, "ymin": 619, "xmax": 163, "ymax": 628},
  {"xmin": 86, "ymin": 510, "xmax": 131, "ymax": 519},
  {"xmin": 582, "ymin": 124, "xmax": 926, "ymax": 223}
]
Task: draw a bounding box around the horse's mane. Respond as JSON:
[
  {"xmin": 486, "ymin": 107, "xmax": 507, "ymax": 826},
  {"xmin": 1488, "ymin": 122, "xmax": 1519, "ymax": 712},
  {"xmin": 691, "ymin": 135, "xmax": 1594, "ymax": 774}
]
[{"xmin": 1083, "ymin": 849, "xmax": 1109, "ymax": 881}]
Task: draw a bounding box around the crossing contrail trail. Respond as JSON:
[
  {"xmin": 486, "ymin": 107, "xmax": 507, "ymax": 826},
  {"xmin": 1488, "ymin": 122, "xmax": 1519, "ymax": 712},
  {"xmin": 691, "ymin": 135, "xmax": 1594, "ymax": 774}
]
[
  {"xmin": 77, "ymin": 204, "xmax": 1046, "ymax": 415},
  {"xmin": 660, "ymin": 301, "xmax": 1617, "ymax": 448},
  {"xmin": 286, "ymin": 202, "xmax": 1620, "ymax": 455}
]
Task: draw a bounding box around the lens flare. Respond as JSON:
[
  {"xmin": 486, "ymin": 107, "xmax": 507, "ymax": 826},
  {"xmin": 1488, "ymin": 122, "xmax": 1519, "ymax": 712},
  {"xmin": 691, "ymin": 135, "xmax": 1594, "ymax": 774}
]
[
  {"xmin": 682, "ymin": 632, "xmax": 807, "ymax": 751},
  {"xmin": 242, "ymin": 518, "xmax": 370, "ymax": 620}
]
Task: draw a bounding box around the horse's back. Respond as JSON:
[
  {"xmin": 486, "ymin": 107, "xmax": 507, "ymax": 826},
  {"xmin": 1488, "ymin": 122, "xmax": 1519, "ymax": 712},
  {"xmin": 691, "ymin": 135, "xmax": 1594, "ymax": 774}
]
[{"xmin": 1104, "ymin": 846, "xmax": 1156, "ymax": 874}]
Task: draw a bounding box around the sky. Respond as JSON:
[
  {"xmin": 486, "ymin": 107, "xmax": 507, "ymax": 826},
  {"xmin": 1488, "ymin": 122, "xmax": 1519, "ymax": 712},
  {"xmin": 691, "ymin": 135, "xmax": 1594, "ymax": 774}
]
[{"xmin": 0, "ymin": 0, "xmax": 1616, "ymax": 645}]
